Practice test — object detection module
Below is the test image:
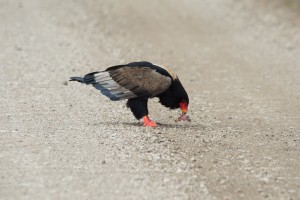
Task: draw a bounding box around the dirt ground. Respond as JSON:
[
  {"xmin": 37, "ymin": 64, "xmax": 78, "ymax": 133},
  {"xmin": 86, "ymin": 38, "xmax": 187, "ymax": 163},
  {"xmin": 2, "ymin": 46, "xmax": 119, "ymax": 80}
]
[{"xmin": 0, "ymin": 0, "xmax": 299, "ymax": 199}]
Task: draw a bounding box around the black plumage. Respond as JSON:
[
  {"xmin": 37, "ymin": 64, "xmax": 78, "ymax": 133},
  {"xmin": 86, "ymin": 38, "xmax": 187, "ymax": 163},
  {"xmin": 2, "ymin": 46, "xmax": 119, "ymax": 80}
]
[{"xmin": 70, "ymin": 61, "xmax": 190, "ymax": 127}]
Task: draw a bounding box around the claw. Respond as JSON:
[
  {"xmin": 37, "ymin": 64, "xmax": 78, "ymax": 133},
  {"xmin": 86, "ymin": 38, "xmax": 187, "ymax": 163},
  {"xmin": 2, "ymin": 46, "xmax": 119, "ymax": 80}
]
[{"xmin": 143, "ymin": 116, "xmax": 157, "ymax": 127}]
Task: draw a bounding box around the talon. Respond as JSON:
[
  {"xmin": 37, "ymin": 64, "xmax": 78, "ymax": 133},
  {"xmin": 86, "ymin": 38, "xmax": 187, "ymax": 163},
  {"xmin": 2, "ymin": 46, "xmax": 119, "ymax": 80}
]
[{"xmin": 143, "ymin": 116, "xmax": 157, "ymax": 127}]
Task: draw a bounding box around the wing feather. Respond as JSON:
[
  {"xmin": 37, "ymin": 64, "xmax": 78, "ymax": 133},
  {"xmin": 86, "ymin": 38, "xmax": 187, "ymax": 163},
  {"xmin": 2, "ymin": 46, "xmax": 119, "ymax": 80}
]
[
  {"xmin": 76, "ymin": 62, "xmax": 173, "ymax": 101},
  {"xmin": 85, "ymin": 71, "xmax": 138, "ymax": 101},
  {"xmin": 108, "ymin": 66, "xmax": 172, "ymax": 98}
]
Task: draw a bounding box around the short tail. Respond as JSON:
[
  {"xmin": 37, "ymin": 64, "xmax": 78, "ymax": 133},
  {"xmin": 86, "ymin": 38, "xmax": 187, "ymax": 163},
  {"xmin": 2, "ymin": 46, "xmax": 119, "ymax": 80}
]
[
  {"xmin": 69, "ymin": 76, "xmax": 84, "ymax": 83},
  {"xmin": 69, "ymin": 72, "xmax": 100, "ymax": 84}
]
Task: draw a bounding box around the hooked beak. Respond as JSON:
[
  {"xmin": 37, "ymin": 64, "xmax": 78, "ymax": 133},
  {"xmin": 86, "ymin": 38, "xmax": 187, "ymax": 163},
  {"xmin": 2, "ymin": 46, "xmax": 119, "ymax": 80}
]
[
  {"xmin": 179, "ymin": 101, "xmax": 188, "ymax": 114},
  {"xmin": 176, "ymin": 101, "xmax": 191, "ymax": 122}
]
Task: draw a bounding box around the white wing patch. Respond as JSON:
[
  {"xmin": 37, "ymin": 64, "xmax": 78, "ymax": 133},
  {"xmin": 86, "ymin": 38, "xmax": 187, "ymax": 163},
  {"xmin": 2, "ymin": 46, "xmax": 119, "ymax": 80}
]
[{"xmin": 93, "ymin": 72, "xmax": 137, "ymax": 101}]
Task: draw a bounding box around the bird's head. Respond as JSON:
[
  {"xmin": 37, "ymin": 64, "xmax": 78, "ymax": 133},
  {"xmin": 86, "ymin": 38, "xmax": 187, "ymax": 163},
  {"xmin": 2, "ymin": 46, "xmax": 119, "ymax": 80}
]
[{"xmin": 177, "ymin": 99, "xmax": 191, "ymax": 122}]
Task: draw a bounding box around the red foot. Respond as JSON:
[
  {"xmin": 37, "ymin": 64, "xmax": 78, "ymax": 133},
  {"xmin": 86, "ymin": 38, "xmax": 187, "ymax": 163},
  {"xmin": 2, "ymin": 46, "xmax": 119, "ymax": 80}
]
[{"xmin": 143, "ymin": 116, "xmax": 157, "ymax": 127}]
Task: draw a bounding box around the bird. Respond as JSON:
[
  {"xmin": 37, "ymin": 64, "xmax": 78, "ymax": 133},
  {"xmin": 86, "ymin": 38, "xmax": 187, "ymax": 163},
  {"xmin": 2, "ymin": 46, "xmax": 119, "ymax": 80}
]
[{"xmin": 70, "ymin": 61, "xmax": 190, "ymax": 127}]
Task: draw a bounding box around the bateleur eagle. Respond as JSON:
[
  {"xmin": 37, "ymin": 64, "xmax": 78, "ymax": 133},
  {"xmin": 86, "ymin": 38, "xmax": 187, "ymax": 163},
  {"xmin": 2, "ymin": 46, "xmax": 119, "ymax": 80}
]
[{"xmin": 70, "ymin": 61, "xmax": 190, "ymax": 127}]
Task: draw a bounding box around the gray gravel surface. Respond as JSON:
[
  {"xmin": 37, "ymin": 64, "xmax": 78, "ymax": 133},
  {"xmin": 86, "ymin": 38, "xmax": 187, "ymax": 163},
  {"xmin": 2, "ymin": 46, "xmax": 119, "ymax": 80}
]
[{"xmin": 1, "ymin": 0, "xmax": 299, "ymax": 199}]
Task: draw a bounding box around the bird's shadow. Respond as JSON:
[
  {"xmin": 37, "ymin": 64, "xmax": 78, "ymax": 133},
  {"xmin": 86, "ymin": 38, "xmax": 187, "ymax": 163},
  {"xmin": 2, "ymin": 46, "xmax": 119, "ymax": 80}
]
[{"xmin": 91, "ymin": 121, "xmax": 206, "ymax": 131}]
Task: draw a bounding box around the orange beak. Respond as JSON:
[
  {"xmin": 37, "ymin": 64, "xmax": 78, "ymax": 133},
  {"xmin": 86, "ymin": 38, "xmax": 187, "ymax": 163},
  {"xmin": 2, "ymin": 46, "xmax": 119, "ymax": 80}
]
[{"xmin": 179, "ymin": 101, "xmax": 188, "ymax": 114}]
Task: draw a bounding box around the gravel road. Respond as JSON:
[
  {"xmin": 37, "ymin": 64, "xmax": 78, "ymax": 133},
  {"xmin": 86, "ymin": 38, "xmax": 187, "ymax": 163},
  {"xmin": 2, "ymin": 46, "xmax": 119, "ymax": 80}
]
[{"xmin": 1, "ymin": 0, "xmax": 299, "ymax": 199}]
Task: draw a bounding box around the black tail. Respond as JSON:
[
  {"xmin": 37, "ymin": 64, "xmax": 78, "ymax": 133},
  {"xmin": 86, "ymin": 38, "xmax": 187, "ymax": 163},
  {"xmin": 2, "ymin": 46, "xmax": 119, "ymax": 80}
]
[
  {"xmin": 69, "ymin": 76, "xmax": 84, "ymax": 83},
  {"xmin": 69, "ymin": 72, "xmax": 100, "ymax": 84}
]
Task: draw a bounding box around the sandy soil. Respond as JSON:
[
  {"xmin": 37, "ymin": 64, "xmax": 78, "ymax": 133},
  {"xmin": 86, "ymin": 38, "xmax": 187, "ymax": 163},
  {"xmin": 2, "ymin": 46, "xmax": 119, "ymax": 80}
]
[{"xmin": 0, "ymin": 0, "xmax": 299, "ymax": 199}]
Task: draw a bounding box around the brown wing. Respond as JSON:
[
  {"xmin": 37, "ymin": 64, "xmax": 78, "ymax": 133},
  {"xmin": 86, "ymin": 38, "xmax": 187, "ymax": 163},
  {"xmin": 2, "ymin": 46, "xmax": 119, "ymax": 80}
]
[{"xmin": 108, "ymin": 66, "xmax": 172, "ymax": 98}]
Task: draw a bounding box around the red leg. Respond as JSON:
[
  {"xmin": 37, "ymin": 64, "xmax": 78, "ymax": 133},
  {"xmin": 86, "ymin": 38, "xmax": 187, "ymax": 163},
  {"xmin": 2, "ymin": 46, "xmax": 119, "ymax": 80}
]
[{"xmin": 142, "ymin": 116, "xmax": 157, "ymax": 127}]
